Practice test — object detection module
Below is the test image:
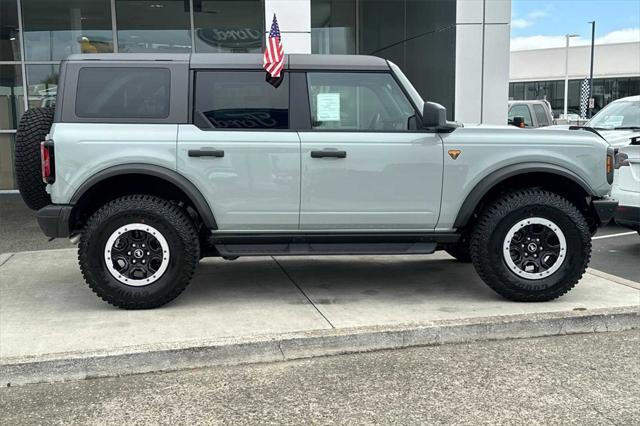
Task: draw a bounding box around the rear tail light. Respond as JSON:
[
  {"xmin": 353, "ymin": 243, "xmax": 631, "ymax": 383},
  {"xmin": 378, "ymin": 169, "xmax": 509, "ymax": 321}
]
[{"xmin": 40, "ymin": 140, "xmax": 55, "ymax": 184}]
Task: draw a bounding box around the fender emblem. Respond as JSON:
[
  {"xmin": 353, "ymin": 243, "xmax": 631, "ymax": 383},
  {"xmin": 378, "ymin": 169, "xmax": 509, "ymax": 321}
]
[{"xmin": 448, "ymin": 149, "xmax": 461, "ymax": 160}]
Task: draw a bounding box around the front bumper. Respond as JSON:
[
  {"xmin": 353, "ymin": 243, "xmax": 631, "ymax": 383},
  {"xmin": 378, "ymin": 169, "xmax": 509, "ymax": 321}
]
[
  {"xmin": 591, "ymin": 198, "xmax": 618, "ymax": 226},
  {"xmin": 36, "ymin": 205, "xmax": 73, "ymax": 238},
  {"xmin": 614, "ymin": 205, "xmax": 640, "ymax": 231}
]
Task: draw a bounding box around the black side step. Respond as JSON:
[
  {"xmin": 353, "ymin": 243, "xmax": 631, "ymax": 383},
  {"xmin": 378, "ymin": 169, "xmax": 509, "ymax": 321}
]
[
  {"xmin": 215, "ymin": 242, "xmax": 438, "ymax": 256},
  {"xmin": 210, "ymin": 231, "xmax": 459, "ymax": 257}
]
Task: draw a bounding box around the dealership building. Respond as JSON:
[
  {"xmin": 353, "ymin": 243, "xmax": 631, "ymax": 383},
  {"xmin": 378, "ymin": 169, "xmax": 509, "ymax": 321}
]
[
  {"xmin": 510, "ymin": 42, "xmax": 640, "ymax": 117},
  {"xmin": 0, "ymin": 0, "xmax": 511, "ymax": 191}
]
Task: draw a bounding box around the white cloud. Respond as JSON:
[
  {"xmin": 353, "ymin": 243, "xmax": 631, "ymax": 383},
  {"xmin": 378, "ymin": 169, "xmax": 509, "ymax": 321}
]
[
  {"xmin": 511, "ymin": 19, "xmax": 531, "ymax": 29},
  {"xmin": 527, "ymin": 10, "xmax": 548, "ymax": 20},
  {"xmin": 510, "ymin": 27, "xmax": 640, "ymax": 51}
]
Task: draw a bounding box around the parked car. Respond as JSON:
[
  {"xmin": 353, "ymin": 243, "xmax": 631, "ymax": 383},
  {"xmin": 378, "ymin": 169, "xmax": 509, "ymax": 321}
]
[
  {"xmin": 544, "ymin": 95, "xmax": 640, "ymax": 148},
  {"xmin": 588, "ymin": 95, "xmax": 640, "ymax": 148},
  {"xmin": 508, "ymin": 100, "xmax": 554, "ymax": 128},
  {"xmin": 14, "ymin": 53, "xmax": 616, "ymax": 308},
  {"xmin": 612, "ymin": 138, "xmax": 640, "ymax": 233}
]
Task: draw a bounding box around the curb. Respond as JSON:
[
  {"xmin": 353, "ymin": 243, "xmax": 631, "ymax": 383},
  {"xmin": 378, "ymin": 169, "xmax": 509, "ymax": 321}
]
[{"xmin": 2, "ymin": 306, "xmax": 638, "ymax": 386}]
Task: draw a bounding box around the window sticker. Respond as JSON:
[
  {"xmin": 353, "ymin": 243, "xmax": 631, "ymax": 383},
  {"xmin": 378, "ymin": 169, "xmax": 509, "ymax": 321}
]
[
  {"xmin": 601, "ymin": 115, "xmax": 624, "ymax": 128},
  {"xmin": 316, "ymin": 93, "xmax": 340, "ymax": 121}
]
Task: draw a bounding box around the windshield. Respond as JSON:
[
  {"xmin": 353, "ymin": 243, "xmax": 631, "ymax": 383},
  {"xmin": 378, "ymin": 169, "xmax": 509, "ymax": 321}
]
[
  {"xmin": 588, "ymin": 100, "xmax": 640, "ymax": 130},
  {"xmin": 388, "ymin": 61, "xmax": 424, "ymax": 111}
]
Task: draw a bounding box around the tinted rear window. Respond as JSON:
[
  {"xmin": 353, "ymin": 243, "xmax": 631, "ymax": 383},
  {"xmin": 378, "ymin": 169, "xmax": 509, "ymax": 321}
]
[
  {"xmin": 75, "ymin": 67, "xmax": 170, "ymax": 119},
  {"xmin": 193, "ymin": 71, "xmax": 289, "ymax": 130}
]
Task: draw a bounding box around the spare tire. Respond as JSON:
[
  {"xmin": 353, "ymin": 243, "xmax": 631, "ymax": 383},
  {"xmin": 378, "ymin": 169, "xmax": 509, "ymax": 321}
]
[{"xmin": 14, "ymin": 107, "xmax": 54, "ymax": 210}]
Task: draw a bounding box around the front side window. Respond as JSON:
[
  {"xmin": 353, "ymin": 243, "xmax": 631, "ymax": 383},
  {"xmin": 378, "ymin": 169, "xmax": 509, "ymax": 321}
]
[
  {"xmin": 307, "ymin": 72, "xmax": 416, "ymax": 131},
  {"xmin": 532, "ymin": 104, "xmax": 550, "ymax": 126},
  {"xmin": 508, "ymin": 105, "xmax": 533, "ymax": 127},
  {"xmin": 194, "ymin": 71, "xmax": 289, "ymax": 130},
  {"xmin": 75, "ymin": 67, "xmax": 170, "ymax": 119}
]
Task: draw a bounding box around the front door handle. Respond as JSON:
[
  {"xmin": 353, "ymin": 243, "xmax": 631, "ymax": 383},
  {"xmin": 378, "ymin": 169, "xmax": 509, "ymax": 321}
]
[
  {"xmin": 310, "ymin": 149, "xmax": 347, "ymax": 159},
  {"xmin": 188, "ymin": 149, "xmax": 224, "ymax": 158}
]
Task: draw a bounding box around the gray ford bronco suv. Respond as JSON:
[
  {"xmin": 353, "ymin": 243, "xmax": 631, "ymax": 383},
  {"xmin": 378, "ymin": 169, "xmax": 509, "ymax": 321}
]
[{"xmin": 14, "ymin": 53, "xmax": 617, "ymax": 309}]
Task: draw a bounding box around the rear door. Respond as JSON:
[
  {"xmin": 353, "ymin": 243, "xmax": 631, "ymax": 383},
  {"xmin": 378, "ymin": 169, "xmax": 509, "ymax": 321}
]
[
  {"xmin": 178, "ymin": 71, "xmax": 300, "ymax": 230},
  {"xmin": 297, "ymin": 72, "xmax": 443, "ymax": 230}
]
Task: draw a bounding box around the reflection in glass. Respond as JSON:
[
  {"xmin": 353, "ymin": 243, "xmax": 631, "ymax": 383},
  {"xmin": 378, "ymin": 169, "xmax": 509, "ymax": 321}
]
[
  {"xmin": 194, "ymin": 71, "xmax": 289, "ymax": 129},
  {"xmin": 509, "ymin": 77, "xmax": 640, "ymax": 116},
  {"xmin": 116, "ymin": 0, "xmax": 191, "ymax": 52},
  {"xmin": 0, "ymin": 65, "xmax": 25, "ymax": 130},
  {"xmin": 22, "ymin": 0, "xmax": 113, "ymax": 61},
  {"xmin": 0, "ymin": 133, "xmax": 16, "ymax": 190},
  {"xmin": 1, "ymin": 0, "xmax": 22, "ymax": 60},
  {"xmin": 194, "ymin": 0, "xmax": 264, "ymax": 53},
  {"xmin": 311, "ymin": 0, "xmax": 356, "ymax": 54},
  {"xmin": 26, "ymin": 64, "xmax": 59, "ymax": 110}
]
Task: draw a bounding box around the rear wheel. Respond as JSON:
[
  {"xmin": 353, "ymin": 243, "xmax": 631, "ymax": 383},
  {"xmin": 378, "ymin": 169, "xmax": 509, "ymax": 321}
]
[
  {"xmin": 470, "ymin": 189, "xmax": 591, "ymax": 302},
  {"xmin": 79, "ymin": 195, "xmax": 200, "ymax": 309},
  {"xmin": 14, "ymin": 107, "xmax": 54, "ymax": 210}
]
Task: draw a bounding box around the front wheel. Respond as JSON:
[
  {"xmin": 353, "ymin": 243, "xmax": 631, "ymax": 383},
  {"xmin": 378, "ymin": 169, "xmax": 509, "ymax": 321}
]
[
  {"xmin": 79, "ymin": 195, "xmax": 200, "ymax": 309},
  {"xmin": 470, "ymin": 189, "xmax": 591, "ymax": 302}
]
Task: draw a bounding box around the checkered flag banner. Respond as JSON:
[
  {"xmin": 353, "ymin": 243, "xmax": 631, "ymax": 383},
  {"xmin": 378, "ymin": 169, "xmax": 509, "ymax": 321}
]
[{"xmin": 579, "ymin": 77, "xmax": 590, "ymax": 119}]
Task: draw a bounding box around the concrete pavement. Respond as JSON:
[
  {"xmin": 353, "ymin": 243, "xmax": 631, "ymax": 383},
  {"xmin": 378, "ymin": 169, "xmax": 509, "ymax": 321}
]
[
  {"xmin": 2, "ymin": 330, "xmax": 638, "ymax": 425},
  {"xmin": 1, "ymin": 248, "xmax": 638, "ymax": 385}
]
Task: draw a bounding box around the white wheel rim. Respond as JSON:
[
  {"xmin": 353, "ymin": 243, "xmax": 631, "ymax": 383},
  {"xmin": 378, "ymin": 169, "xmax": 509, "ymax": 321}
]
[
  {"xmin": 503, "ymin": 217, "xmax": 567, "ymax": 280},
  {"xmin": 104, "ymin": 223, "xmax": 170, "ymax": 286}
]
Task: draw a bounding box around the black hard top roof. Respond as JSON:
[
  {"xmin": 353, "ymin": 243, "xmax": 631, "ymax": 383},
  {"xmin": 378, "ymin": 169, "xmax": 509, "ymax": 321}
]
[{"xmin": 64, "ymin": 53, "xmax": 390, "ymax": 71}]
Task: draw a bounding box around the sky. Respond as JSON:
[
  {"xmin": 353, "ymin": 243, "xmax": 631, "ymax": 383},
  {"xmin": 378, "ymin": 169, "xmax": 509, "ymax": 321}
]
[{"xmin": 510, "ymin": 0, "xmax": 640, "ymax": 50}]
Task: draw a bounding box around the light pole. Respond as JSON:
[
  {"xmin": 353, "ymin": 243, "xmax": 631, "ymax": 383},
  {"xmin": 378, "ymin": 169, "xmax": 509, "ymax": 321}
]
[
  {"xmin": 588, "ymin": 21, "xmax": 596, "ymax": 118},
  {"xmin": 563, "ymin": 33, "xmax": 579, "ymax": 120}
]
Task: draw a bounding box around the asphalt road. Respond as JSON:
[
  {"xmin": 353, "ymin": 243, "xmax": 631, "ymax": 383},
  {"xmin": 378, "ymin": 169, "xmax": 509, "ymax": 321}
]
[
  {"xmin": 1, "ymin": 330, "xmax": 638, "ymax": 425},
  {"xmin": 1, "ymin": 196, "xmax": 637, "ymax": 281}
]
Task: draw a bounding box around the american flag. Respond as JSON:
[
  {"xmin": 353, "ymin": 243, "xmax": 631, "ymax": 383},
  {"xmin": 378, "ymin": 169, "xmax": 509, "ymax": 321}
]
[{"xmin": 263, "ymin": 14, "xmax": 285, "ymax": 78}]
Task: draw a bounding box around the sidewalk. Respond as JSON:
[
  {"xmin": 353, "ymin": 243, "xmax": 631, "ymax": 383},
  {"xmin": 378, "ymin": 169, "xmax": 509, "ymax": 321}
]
[{"xmin": 1, "ymin": 249, "xmax": 638, "ymax": 385}]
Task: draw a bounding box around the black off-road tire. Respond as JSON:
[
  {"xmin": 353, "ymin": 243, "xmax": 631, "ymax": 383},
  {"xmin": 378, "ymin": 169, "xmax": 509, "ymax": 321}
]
[
  {"xmin": 14, "ymin": 107, "xmax": 54, "ymax": 210},
  {"xmin": 445, "ymin": 236, "xmax": 471, "ymax": 263},
  {"xmin": 79, "ymin": 195, "xmax": 200, "ymax": 309},
  {"xmin": 470, "ymin": 189, "xmax": 591, "ymax": 302}
]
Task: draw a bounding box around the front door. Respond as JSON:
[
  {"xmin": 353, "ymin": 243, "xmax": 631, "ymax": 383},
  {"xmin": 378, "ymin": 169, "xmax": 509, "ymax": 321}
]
[
  {"xmin": 178, "ymin": 71, "xmax": 300, "ymax": 230},
  {"xmin": 299, "ymin": 72, "xmax": 443, "ymax": 230}
]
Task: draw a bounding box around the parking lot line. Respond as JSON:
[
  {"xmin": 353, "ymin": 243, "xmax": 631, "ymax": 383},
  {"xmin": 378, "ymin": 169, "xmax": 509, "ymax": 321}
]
[{"xmin": 593, "ymin": 231, "xmax": 637, "ymax": 240}]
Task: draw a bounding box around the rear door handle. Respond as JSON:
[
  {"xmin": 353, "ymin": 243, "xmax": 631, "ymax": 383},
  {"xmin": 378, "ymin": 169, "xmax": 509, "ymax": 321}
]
[
  {"xmin": 188, "ymin": 149, "xmax": 224, "ymax": 158},
  {"xmin": 310, "ymin": 149, "xmax": 347, "ymax": 159}
]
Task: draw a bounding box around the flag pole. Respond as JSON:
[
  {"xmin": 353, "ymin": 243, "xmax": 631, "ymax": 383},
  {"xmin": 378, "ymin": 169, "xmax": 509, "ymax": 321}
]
[{"xmin": 587, "ymin": 21, "xmax": 595, "ymax": 118}]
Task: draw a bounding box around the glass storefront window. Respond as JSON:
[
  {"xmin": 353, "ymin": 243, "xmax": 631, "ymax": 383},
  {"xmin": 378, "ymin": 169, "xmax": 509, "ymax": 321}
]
[
  {"xmin": 194, "ymin": 0, "xmax": 264, "ymax": 53},
  {"xmin": 509, "ymin": 77, "xmax": 640, "ymax": 116},
  {"xmin": 0, "ymin": 65, "xmax": 24, "ymax": 130},
  {"xmin": 26, "ymin": 64, "xmax": 59, "ymax": 110},
  {"xmin": 116, "ymin": 0, "xmax": 191, "ymax": 52},
  {"xmin": 311, "ymin": 0, "xmax": 356, "ymax": 54},
  {"xmin": 22, "ymin": 0, "xmax": 113, "ymax": 61},
  {"xmin": 0, "ymin": 133, "xmax": 16, "ymax": 189},
  {"xmin": 1, "ymin": 0, "xmax": 21, "ymax": 60}
]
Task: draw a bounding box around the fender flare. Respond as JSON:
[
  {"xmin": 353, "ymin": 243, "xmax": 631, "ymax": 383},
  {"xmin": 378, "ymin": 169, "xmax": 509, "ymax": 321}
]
[
  {"xmin": 71, "ymin": 164, "xmax": 218, "ymax": 229},
  {"xmin": 453, "ymin": 162, "xmax": 594, "ymax": 229}
]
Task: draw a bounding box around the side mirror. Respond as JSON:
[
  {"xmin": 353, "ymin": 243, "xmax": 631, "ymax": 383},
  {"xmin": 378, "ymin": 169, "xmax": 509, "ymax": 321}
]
[{"xmin": 422, "ymin": 102, "xmax": 447, "ymax": 128}]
